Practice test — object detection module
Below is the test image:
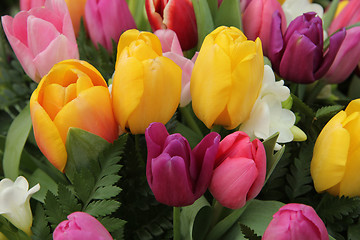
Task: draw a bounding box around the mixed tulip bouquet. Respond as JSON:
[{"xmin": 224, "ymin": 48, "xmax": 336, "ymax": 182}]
[{"xmin": 0, "ymin": 0, "xmax": 360, "ymax": 239}]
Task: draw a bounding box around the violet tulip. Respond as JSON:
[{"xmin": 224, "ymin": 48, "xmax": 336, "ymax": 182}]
[
  {"xmin": 2, "ymin": 0, "xmax": 79, "ymax": 82},
  {"xmin": 268, "ymin": 12, "xmax": 345, "ymax": 83},
  {"xmin": 20, "ymin": 0, "xmax": 45, "ymax": 10},
  {"xmin": 85, "ymin": 0, "xmax": 136, "ymax": 52},
  {"xmin": 242, "ymin": 0, "xmax": 286, "ymax": 56},
  {"xmin": 209, "ymin": 131, "xmax": 266, "ymax": 209},
  {"xmin": 145, "ymin": 122, "xmax": 220, "ymax": 207},
  {"xmin": 155, "ymin": 29, "xmax": 197, "ymax": 107},
  {"xmin": 263, "ymin": 203, "xmax": 329, "ymax": 240},
  {"xmin": 145, "ymin": 0, "xmax": 197, "ymax": 50},
  {"xmin": 324, "ymin": 26, "xmax": 360, "ymax": 84},
  {"xmin": 328, "ymin": 0, "xmax": 360, "ymax": 35},
  {"xmin": 53, "ymin": 212, "xmax": 113, "ymax": 240}
]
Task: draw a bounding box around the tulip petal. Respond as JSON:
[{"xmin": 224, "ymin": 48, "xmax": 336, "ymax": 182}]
[
  {"xmin": 163, "ymin": 134, "xmax": 192, "ymax": 164},
  {"xmin": 145, "ymin": 122, "xmax": 169, "ymax": 161},
  {"xmin": 247, "ymin": 139, "xmax": 266, "ymax": 200},
  {"xmin": 155, "ymin": 29, "xmax": 183, "ymax": 55},
  {"xmin": 41, "ymin": 83, "xmax": 65, "ymax": 120},
  {"xmin": 268, "ymin": 11, "xmax": 285, "ymax": 72},
  {"xmin": 150, "ymin": 154, "xmax": 195, "ymax": 206}
]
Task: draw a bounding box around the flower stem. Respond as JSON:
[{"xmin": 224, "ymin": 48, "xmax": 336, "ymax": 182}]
[
  {"xmin": 305, "ymin": 80, "xmax": 327, "ymax": 105},
  {"xmin": 173, "ymin": 207, "xmax": 181, "ymax": 240},
  {"xmin": 180, "ymin": 107, "xmax": 203, "ymax": 137}
]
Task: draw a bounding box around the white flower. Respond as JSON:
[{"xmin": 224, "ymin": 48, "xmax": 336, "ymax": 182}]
[
  {"xmin": 240, "ymin": 65, "xmax": 296, "ymax": 150},
  {"xmin": 0, "ymin": 176, "xmax": 40, "ymax": 235},
  {"xmin": 282, "ymin": 0, "xmax": 324, "ymax": 26}
]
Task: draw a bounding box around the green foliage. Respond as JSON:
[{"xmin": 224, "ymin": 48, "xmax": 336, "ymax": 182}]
[
  {"xmin": 32, "ymin": 204, "xmax": 51, "ymax": 240},
  {"xmin": 0, "ymin": 215, "xmax": 31, "ymax": 240},
  {"xmin": 239, "ymin": 224, "xmax": 261, "ymax": 240}
]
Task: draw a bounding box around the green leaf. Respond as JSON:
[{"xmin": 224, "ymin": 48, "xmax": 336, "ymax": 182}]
[
  {"xmin": 262, "ymin": 133, "xmax": 285, "ymax": 184},
  {"xmin": 31, "ymin": 204, "xmax": 52, "ymax": 240},
  {"xmin": 44, "ymin": 191, "xmax": 67, "ymax": 229},
  {"xmin": 64, "ymin": 128, "xmax": 110, "ymax": 182},
  {"xmin": 239, "ymin": 224, "xmax": 261, "ymax": 240},
  {"xmin": 28, "ymin": 168, "xmax": 58, "ymax": 203},
  {"xmin": 221, "ymin": 224, "xmax": 246, "ymax": 240},
  {"xmin": 85, "ymin": 200, "xmax": 121, "ymax": 217},
  {"xmin": 57, "ymin": 184, "xmax": 82, "ymax": 214},
  {"xmin": 214, "ymin": 0, "xmax": 242, "ymax": 29},
  {"xmin": 238, "ymin": 199, "xmax": 285, "ymax": 236},
  {"xmin": 315, "ymin": 105, "xmax": 343, "ymax": 119},
  {"xmin": 0, "ymin": 215, "xmax": 31, "ymax": 240},
  {"xmin": 191, "ymin": 0, "xmax": 215, "ymax": 50},
  {"xmin": 92, "ymin": 186, "xmax": 122, "ymax": 200},
  {"xmin": 3, "ymin": 103, "xmax": 32, "ymax": 180},
  {"xmin": 348, "ymin": 221, "xmax": 360, "ymax": 240},
  {"xmin": 99, "ymin": 216, "xmax": 126, "ymax": 234},
  {"xmin": 322, "ymin": 0, "xmax": 339, "ymax": 30},
  {"xmin": 174, "ymin": 121, "xmax": 203, "ymax": 149}
]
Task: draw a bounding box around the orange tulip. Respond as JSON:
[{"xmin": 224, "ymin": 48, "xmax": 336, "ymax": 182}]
[
  {"xmin": 30, "ymin": 59, "xmax": 118, "ymax": 172},
  {"xmin": 64, "ymin": 0, "xmax": 87, "ymax": 36}
]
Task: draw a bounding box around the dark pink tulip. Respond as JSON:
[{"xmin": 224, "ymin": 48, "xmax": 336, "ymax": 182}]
[
  {"xmin": 328, "ymin": 0, "xmax": 360, "ymax": 35},
  {"xmin": 324, "ymin": 26, "xmax": 360, "ymax": 84},
  {"xmin": 85, "ymin": 0, "xmax": 136, "ymax": 52},
  {"xmin": 146, "ymin": 122, "xmax": 220, "ymax": 207},
  {"xmin": 269, "ymin": 12, "xmax": 345, "ymax": 83},
  {"xmin": 53, "ymin": 212, "xmax": 113, "ymax": 240},
  {"xmin": 263, "ymin": 203, "xmax": 329, "ymax": 240},
  {"xmin": 209, "ymin": 131, "xmax": 266, "ymax": 209},
  {"xmin": 145, "ymin": 0, "xmax": 197, "ymax": 50},
  {"xmin": 20, "ymin": 0, "xmax": 46, "ymax": 11},
  {"xmin": 242, "ymin": 0, "xmax": 286, "ymax": 56}
]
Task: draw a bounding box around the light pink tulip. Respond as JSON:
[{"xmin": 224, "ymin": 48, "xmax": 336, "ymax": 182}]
[
  {"xmin": 324, "ymin": 26, "xmax": 360, "ymax": 84},
  {"xmin": 2, "ymin": 0, "xmax": 79, "ymax": 82},
  {"xmin": 85, "ymin": 0, "xmax": 136, "ymax": 53},
  {"xmin": 209, "ymin": 131, "xmax": 266, "ymax": 209},
  {"xmin": 328, "ymin": 0, "xmax": 360, "ymax": 35},
  {"xmin": 263, "ymin": 203, "xmax": 329, "ymax": 240},
  {"xmin": 242, "ymin": 0, "xmax": 286, "ymax": 56},
  {"xmin": 20, "ymin": 0, "xmax": 46, "ymax": 11},
  {"xmin": 155, "ymin": 29, "xmax": 197, "ymax": 107},
  {"xmin": 53, "ymin": 212, "xmax": 113, "ymax": 240}
]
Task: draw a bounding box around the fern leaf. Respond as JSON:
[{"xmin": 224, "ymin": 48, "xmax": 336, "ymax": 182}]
[
  {"xmin": 31, "ymin": 204, "xmax": 51, "ymax": 240},
  {"xmin": 85, "ymin": 200, "xmax": 121, "ymax": 217}
]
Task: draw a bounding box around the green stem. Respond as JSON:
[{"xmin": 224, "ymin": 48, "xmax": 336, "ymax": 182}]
[
  {"xmin": 210, "ymin": 125, "xmax": 222, "ymax": 133},
  {"xmin": 305, "ymin": 80, "xmax": 327, "ymax": 105},
  {"xmin": 180, "ymin": 107, "xmax": 203, "ymax": 137},
  {"xmin": 173, "ymin": 207, "xmax": 181, "ymax": 240},
  {"xmin": 210, "ymin": 200, "xmax": 224, "ymax": 228}
]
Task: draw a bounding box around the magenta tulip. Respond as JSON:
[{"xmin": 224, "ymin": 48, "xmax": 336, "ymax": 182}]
[
  {"xmin": 53, "ymin": 212, "xmax": 113, "ymax": 240},
  {"xmin": 1, "ymin": 0, "xmax": 79, "ymax": 82},
  {"xmin": 242, "ymin": 0, "xmax": 286, "ymax": 56},
  {"xmin": 263, "ymin": 203, "xmax": 329, "ymax": 240},
  {"xmin": 268, "ymin": 12, "xmax": 345, "ymax": 83},
  {"xmin": 209, "ymin": 131, "xmax": 266, "ymax": 209},
  {"xmin": 145, "ymin": 0, "xmax": 198, "ymax": 50},
  {"xmin": 154, "ymin": 29, "xmax": 197, "ymax": 107},
  {"xmin": 20, "ymin": 0, "xmax": 46, "ymax": 11},
  {"xmin": 324, "ymin": 26, "xmax": 360, "ymax": 84},
  {"xmin": 146, "ymin": 122, "xmax": 220, "ymax": 207},
  {"xmin": 328, "ymin": 0, "xmax": 360, "ymax": 35},
  {"xmin": 85, "ymin": 0, "xmax": 136, "ymax": 52}
]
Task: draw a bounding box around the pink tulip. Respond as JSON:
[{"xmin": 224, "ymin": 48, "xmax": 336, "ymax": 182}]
[
  {"xmin": 242, "ymin": 0, "xmax": 286, "ymax": 56},
  {"xmin": 20, "ymin": 0, "xmax": 46, "ymax": 11},
  {"xmin": 53, "ymin": 212, "xmax": 113, "ymax": 240},
  {"xmin": 85, "ymin": 0, "xmax": 136, "ymax": 53},
  {"xmin": 155, "ymin": 29, "xmax": 197, "ymax": 107},
  {"xmin": 145, "ymin": 0, "xmax": 198, "ymax": 50},
  {"xmin": 328, "ymin": 0, "xmax": 360, "ymax": 35},
  {"xmin": 324, "ymin": 26, "xmax": 360, "ymax": 83},
  {"xmin": 209, "ymin": 131, "xmax": 266, "ymax": 209},
  {"xmin": 263, "ymin": 203, "xmax": 329, "ymax": 240},
  {"xmin": 2, "ymin": 0, "xmax": 79, "ymax": 82}
]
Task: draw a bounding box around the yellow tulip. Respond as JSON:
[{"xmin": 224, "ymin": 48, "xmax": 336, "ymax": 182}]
[
  {"xmin": 112, "ymin": 29, "xmax": 181, "ymax": 134},
  {"xmin": 311, "ymin": 99, "xmax": 360, "ymax": 197},
  {"xmin": 190, "ymin": 26, "xmax": 264, "ymax": 130},
  {"xmin": 64, "ymin": 0, "xmax": 87, "ymax": 36},
  {"xmin": 30, "ymin": 59, "xmax": 118, "ymax": 172}
]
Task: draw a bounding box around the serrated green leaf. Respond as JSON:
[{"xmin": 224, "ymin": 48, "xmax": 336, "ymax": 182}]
[
  {"xmin": 85, "ymin": 200, "xmax": 121, "ymax": 217},
  {"xmin": 239, "ymin": 224, "xmax": 261, "ymax": 240},
  {"xmin": 73, "ymin": 168, "xmax": 96, "ymax": 203},
  {"xmin": 99, "ymin": 217, "xmax": 126, "ymax": 233},
  {"xmin": 92, "ymin": 186, "xmax": 122, "ymax": 200},
  {"xmin": 44, "ymin": 191, "xmax": 67, "ymax": 229},
  {"xmin": 3, "ymin": 103, "xmax": 32, "ymax": 180},
  {"xmin": 214, "ymin": 0, "xmax": 242, "ymax": 29},
  {"xmin": 348, "ymin": 221, "xmax": 360, "ymax": 240},
  {"xmin": 315, "ymin": 105, "xmax": 343, "ymax": 119},
  {"xmin": 96, "ymin": 175, "xmax": 122, "ymax": 188},
  {"xmin": 57, "ymin": 184, "xmax": 82, "ymax": 214},
  {"xmin": 28, "ymin": 169, "xmax": 58, "ymax": 203},
  {"xmin": 31, "ymin": 204, "xmax": 52, "ymax": 240}
]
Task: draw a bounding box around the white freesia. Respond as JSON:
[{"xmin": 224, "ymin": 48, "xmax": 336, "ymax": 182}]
[
  {"xmin": 282, "ymin": 0, "xmax": 324, "ymax": 26},
  {"xmin": 240, "ymin": 65, "xmax": 296, "ymax": 150},
  {"xmin": 0, "ymin": 176, "xmax": 40, "ymax": 235}
]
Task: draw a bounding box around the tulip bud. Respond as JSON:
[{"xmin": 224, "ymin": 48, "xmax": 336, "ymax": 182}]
[
  {"xmin": 85, "ymin": 0, "xmax": 136, "ymax": 52},
  {"xmin": 209, "ymin": 131, "xmax": 266, "ymax": 209},
  {"xmin": 311, "ymin": 99, "xmax": 360, "ymax": 197},
  {"xmin": 145, "ymin": 0, "xmax": 197, "ymax": 50},
  {"xmin": 2, "ymin": 0, "xmax": 79, "ymax": 82},
  {"xmin": 269, "ymin": 12, "xmax": 345, "ymax": 83},
  {"xmin": 191, "ymin": 26, "xmax": 264, "ymax": 130},
  {"xmin": 112, "ymin": 30, "xmax": 182, "ymax": 134},
  {"xmin": 263, "ymin": 203, "xmax": 329, "ymax": 240},
  {"xmin": 53, "ymin": 212, "xmax": 113, "ymax": 240},
  {"xmin": 20, "ymin": 0, "xmax": 45, "ymax": 10},
  {"xmin": 146, "ymin": 122, "xmax": 220, "ymax": 206},
  {"xmin": 0, "ymin": 176, "xmax": 40, "ymax": 236},
  {"xmin": 30, "ymin": 60, "xmax": 119, "ymax": 172}
]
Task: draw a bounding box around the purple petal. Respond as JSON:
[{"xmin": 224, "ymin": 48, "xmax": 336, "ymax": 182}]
[
  {"xmin": 268, "ymin": 10, "xmax": 285, "ymax": 72},
  {"xmin": 163, "ymin": 134, "xmax": 191, "ymax": 165}
]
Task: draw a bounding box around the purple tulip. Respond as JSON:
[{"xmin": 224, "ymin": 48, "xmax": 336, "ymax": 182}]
[
  {"xmin": 324, "ymin": 26, "xmax": 360, "ymax": 84},
  {"xmin": 145, "ymin": 122, "xmax": 220, "ymax": 206},
  {"xmin": 53, "ymin": 212, "xmax": 113, "ymax": 240},
  {"xmin": 269, "ymin": 12, "xmax": 345, "ymax": 84},
  {"xmin": 263, "ymin": 203, "xmax": 329, "ymax": 240},
  {"xmin": 85, "ymin": 0, "xmax": 136, "ymax": 52}
]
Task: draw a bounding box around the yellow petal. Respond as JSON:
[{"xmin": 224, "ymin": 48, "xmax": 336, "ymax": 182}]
[
  {"xmin": 343, "ymin": 112, "xmax": 360, "ymax": 154},
  {"xmin": 339, "ymin": 148, "xmax": 360, "ymax": 197},
  {"xmin": 41, "ymin": 83, "xmax": 65, "ymax": 120}
]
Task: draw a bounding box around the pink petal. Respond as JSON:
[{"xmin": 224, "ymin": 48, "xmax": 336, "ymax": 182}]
[{"xmin": 155, "ymin": 29, "xmax": 183, "ymax": 55}]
